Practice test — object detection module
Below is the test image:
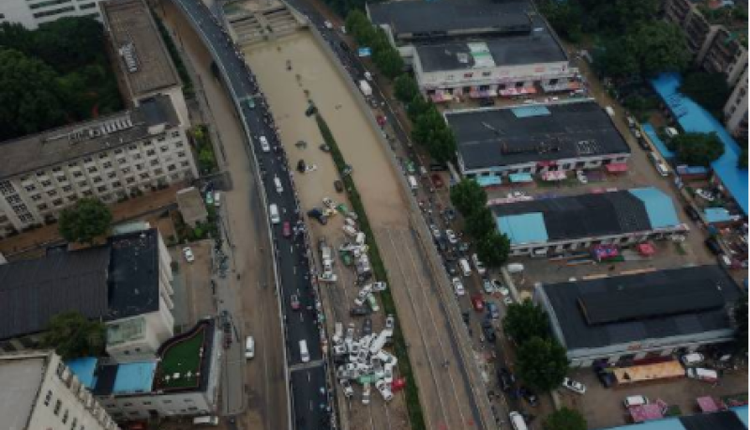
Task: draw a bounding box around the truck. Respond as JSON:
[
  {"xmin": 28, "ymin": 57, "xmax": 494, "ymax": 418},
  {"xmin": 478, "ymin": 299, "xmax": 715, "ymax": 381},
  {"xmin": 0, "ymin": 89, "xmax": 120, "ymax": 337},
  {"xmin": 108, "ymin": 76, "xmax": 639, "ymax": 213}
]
[{"xmin": 359, "ymin": 80, "xmax": 372, "ymax": 97}]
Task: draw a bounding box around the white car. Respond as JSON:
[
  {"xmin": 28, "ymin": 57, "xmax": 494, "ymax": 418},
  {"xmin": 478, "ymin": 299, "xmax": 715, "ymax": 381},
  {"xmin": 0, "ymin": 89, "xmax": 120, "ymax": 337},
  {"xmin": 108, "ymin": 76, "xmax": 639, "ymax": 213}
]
[
  {"xmin": 562, "ymin": 377, "xmax": 586, "ymax": 394},
  {"xmin": 375, "ymin": 379, "xmax": 394, "ymax": 402},
  {"xmin": 324, "ymin": 20, "xmax": 333, "ymax": 29},
  {"xmin": 445, "ymin": 229, "xmax": 458, "ymax": 244},
  {"xmin": 384, "ymin": 363, "xmax": 394, "ymax": 384},
  {"xmin": 340, "ymin": 379, "xmax": 354, "ymax": 398},
  {"xmin": 695, "ymin": 188, "xmax": 715, "ymax": 202},
  {"xmin": 259, "ymin": 135, "xmax": 270, "ymax": 152},
  {"xmin": 430, "ymin": 224, "xmax": 441, "ymax": 240},
  {"xmin": 371, "ymin": 281, "xmax": 388, "ymax": 292},
  {"xmin": 452, "ymin": 277, "xmax": 466, "ymax": 296},
  {"xmin": 245, "ymin": 336, "xmax": 255, "ymax": 359},
  {"xmin": 471, "ymin": 253, "xmax": 487, "ymax": 276},
  {"xmin": 354, "ymin": 289, "xmax": 370, "ymax": 307},
  {"xmin": 384, "ymin": 314, "xmax": 396, "ymax": 334},
  {"xmin": 681, "ymin": 353, "xmax": 705, "ymax": 366},
  {"xmin": 576, "ymin": 170, "xmax": 588, "ymax": 184},
  {"xmin": 482, "ymin": 278, "xmax": 494, "ymax": 294},
  {"xmin": 182, "ymin": 247, "xmax": 195, "ymax": 263},
  {"xmin": 361, "ymin": 382, "xmax": 371, "ymax": 405},
  {"xmin": 503, "ymin": 296, "xmax": 514, "ymax": 306}
]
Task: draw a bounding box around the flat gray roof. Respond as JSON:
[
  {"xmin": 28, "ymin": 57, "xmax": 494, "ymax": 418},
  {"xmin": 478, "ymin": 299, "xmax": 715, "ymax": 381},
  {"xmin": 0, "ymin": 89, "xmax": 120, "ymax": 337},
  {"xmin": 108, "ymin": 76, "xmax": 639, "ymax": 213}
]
[
  {"xmin": 539, "ymin": 266, "xmax": 741, "ymax": 350},
  {"xmin": 101, "ymin": 0, "xmax": 181, "ymax": 98},
  {"xmin": 446, "ymin": 100, "xmax": 630, "ymax": 171},
  {"xmin": 0, "ymin": 95, "xmax": 178, "ymax": 180},
  {"xmin": 0, "ymin": 356, "xmax": 45, "ymax": 430}
]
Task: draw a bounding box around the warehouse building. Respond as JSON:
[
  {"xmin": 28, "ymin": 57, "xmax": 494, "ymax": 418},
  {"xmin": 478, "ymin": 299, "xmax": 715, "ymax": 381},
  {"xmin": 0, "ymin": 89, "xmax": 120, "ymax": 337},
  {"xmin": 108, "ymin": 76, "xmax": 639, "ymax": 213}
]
[
  {"xmin": 535, "ymin": 265, "xmax": 742, "ymax": 368},
  {"xmin": 367, "ymin": 0, "xmax": 579, "ymax": 101},
  {"xmin": 0, "ymin": 228, "xmax": 175, "ymax": 360},
  {"xmin": 492, "ymin": 188, "xmax": 688, "ymax": 257},
  {"xmin": 0, "ymin": 95, "xmax": 196, "ymax": 237},
  {"xmin": 446, "ymin": 100, "xmax": 631, "ymax": 179}
]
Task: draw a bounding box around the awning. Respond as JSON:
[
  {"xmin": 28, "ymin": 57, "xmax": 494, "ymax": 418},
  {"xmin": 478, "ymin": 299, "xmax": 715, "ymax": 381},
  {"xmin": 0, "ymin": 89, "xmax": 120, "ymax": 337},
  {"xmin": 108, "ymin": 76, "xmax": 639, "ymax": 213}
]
[
  {"xmin": 592, "ymin": 244, "xmax": 619, "ymax": 260},
  {"xmin": 697, "ymin": 396, "xmax": 721, "ymax": 413},
  {"xmin": 499, "ymin": 86, "xmax": 538, "ymax": 97},
  {"xmin": 508, "ymin": 173, "xmax": 534, "ymax": 183},
  {"xmin": 430, "ymin": 92, "xmax": 454, "ymax": 103},
  {"xmin": 537, "ymin": 160, "xmax": 557, "ymax": 167},
  {"xmin": 605, "ymin": 163, "xmax": 629, "ymax": 173},
  {"xmin": 629, "ymin": 404, "xmax": 664, "ymax": 423},
  {"xmin": 541, "ymin": 170, "xmax": 567, "ymax": 181},
  {"xmin": 475, "ymin": 175, "xmax": 502, "ymax": 188},
  {"xmin": 637, "ymin": 243, "xmax": 656, "ymax": 256},
  {"xmin": 469, "ymin": 88, "xmax": 497, "ymax": 99}
]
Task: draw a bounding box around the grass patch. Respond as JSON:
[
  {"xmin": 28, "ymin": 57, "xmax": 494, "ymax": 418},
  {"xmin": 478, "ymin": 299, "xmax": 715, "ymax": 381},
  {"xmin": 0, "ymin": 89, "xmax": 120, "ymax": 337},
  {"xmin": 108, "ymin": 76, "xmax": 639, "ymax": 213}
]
[
  {"xmin": 156, "ymin": 327, "xmax": 205, "ymax": 389},
  {"xmin": 316, "ymin": 115, "xmax": 426, "ymax": 430}
]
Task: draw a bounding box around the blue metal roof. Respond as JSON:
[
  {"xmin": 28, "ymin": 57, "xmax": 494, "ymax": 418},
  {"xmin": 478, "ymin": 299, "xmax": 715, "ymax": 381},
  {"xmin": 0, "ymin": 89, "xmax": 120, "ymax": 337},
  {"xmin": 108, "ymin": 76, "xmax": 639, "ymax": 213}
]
[
  {"xmin": 66, "ymin": 357, "xmax": 99, "ymax": 389},
  {"xmin": 476, "ymin": 175, "xmax": 502, "ymax": 187},
  {"xmin": 651, "ymin": 73, "xmax": 748, "ymax": 215},
  {"xmin": 601, "ymin": 407, "xmax": 749, "ymax": 430},
  {"xmin": 735, "ymin": 406, "xmax": 749, "ymax": 427},
  {"xmin": 629, "ymin": 188, "xmax": 681, "ymax": 229},
  {"xmin": 508, "ymin": 173, "xmax": 533, "ymax": 183},
  {"xmin": 642, "ymin": 123, "xmax": 675, "ymax": 159},
  {"xmin": 497, "ymin": 212, "xmax": 548, "ymax": 245},
  {"xmin": 511, "ymin": 105, "xmax": 551, "ymax": 118},
  {"xmin": 704, "ymin": 207, "xmax": 734, "ymax": 224},
  {"xmin": 113, "ymin": 361, "xmax": 156, "ymax": 394}
]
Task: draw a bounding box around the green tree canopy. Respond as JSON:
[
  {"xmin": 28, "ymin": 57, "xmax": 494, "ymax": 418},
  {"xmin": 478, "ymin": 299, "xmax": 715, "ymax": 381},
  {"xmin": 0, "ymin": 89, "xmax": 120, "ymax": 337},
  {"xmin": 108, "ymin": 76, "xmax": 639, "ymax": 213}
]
[
  {"xmin": 476, "ymin": 231, "xmax": 510, "ymax": 268},
  {"xmin": 450, "ymin": 179, "xmax": 487, "ymax": 218},
  {"xmin": 42, "ymin": 311, "xmax": 106, "ymax": 359},
  {"xmin": 672, "ymin": 132, "xmax": 725, "ymax": 166},
  {"xmin": 465, "ymin": 208, "xmax": 496, "ymax": 239},
  {"xmin": 577, "ymin": 0, "xmax": 659, "ymax": 34},
  {"xmin": 680, "ymin": 70, "xmax": 731, "ymax": 117},
  {"xmin": 596, "ymin": 37, "xmax": 639, "ymax": 78},
  {"xmin": 735, "ymin": 296, "xmax": 748, "ymax": 354},
  {"xmin": 503, "ymin": 300, "xmax": 551, "ymax": 344},
  {"xmin": 516, "ymin": 337, "xmax": 570, "ymax": 392},
  {"xmin": 58, "ymin": 198, "xmax": 112, "ymax": 244},
  {"xmin": 544, "ymin": 407, "xmax": 588, "ymax": 430},
  {"xmin": 629, "ymin": 22, "xmax": 690, "ymax": 77},
  {"xmin": 31, "ymin": 17, "xmax": 106, "ymax": 73},
  {"xmin": 407, "ymin": 94, "xmax": 432, "ymax": 120},
  {"xmin": 394, "ymin": 74, "xmax": 420, "ymax": 103},
  {"xmin": 539, "ymin": 1, "xmax": 583, "ymax": 42}
]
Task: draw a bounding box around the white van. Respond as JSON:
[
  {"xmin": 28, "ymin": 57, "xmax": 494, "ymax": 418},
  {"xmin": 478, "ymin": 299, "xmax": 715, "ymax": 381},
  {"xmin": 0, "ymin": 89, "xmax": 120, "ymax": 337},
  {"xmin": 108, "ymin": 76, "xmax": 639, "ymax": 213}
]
[
  {"xmin": 624, "ymin": 395, "xmax": 649, "ymax": 408},
  {"xmin": 458, "ymin": 258, "xmax": 472, "ymax": 277},
  {"xmin": 269, "ymin": 203, "xmax": 280, "ymax": 224},
  {"xmin": 245, "ymin": 336, "xmax": 255, "ymax": 359},
  {"xmin": 274, "ymin": 176, "xmax": 283, "ymax": 194},
  {"xmin": 649, "ymin": 152, "xmax": 670, "ymax": 177},
  {"xmin": 407, "ymin": 175, "xmax": 418, "ymax": 191},
  {"xmin": 509, "ymin": 411, "xmax": 528, "ymax": 430},
  {"xmin": 687, "ymin": 367, "xmax": 718, "ymax": 382},
  {"xmin": 259, "ymin": 135, "xmax": 271, "ymax": 152},
  {"xmin": 193, "ymin": 416, "xmax": 219, "ymax": 426},
  {"xmin": 665, "ymin": 127, "xmax": 679, "ymax": 139},
  {"xmin": 299, "ymin": 340, "xmax": 310, "ymax": 363},
  {"xmin": 213, "ymin": 191, "xmax": 221, "ymax": 207}
]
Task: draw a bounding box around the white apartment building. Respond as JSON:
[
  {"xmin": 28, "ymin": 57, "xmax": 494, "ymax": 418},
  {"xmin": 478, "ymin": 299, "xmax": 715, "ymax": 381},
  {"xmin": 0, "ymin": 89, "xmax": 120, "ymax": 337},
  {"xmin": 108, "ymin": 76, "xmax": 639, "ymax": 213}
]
[
  {"xmin": 0, "ymin": 351, "xmax": 120, "ymax": 430},
  {"xmin": 0, "ymin": 95, "xmax": 197, "ymax": 237},
  {"xmin": 724, "ymin": 67, "xmax": 748, "ymax": 141},
  {"xmin": 0, "ymin": 0, "xmax": 104, "ymax": 29}
]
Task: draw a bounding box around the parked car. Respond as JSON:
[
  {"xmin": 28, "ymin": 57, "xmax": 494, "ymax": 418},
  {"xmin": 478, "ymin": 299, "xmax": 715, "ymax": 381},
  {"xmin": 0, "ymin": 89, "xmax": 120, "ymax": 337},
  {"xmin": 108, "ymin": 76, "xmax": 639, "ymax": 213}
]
[
  {"xmin": 482, "ymin": 278, "xmax": 494, "ymax": 294},
  {"xmin": 282, "ymin": 221, "xmax": 292, "ymax": 238},
  {"xmin": 695, "ymin": 188, "xmax": 715, "ymax": 202},
  {"xmin": 623, "ymin": 395, "xmax": 649, "ymax": 408},
  {"xmin": 245, "ymin": 336, "xmax": 255, "ymax": 359},
  {"xmin": 471, "ymin": 253, "xmax": 487, "ymax": 276},
  {"xmin": 481, "ymin": 320, "xmax": 496, "ymax": 342},
  {"xmin": 595, "ymin": 366, "xmax": 615, "ymax": 388},
  {"xmin": 362, "ymin": 317, "xmax": 373, "ymax": 336},
  {"xmin": 431, "ymin": 174, "xmax": 445, "ymax": 188},
  {"xmin": 350, "ymin": 306, "xmax": 370, "ymax": 316},
  {"xmin": 340, "ymin": 379, "xmax": 354, "ymax": 398},
  {"xmin": 486, "ymin": 301, "xmax": 500, "ymax": 320},
  {"xmin": 561, "ymin": 377, "xmax": 586, "ymax": 394},
  {"xmin": 681, "ymin": 353, "xmax": 705, "ymax": 366},
  {"xmin": 361, "ymin": 382, "xmax": 371, "ymax": 405},
  {"xmin": 307, "ymin": 208, "xmax": 328, "ymax": 225},
  {"xmin": 503, "ymin": 296, "xmax": 514, "ymax": 306},
  {"xmin": 375, "ymin": 379, "xmax": 394, "ymax": 402},
  {"xmin": 452, "ymin": 277, "xmax": 466, "ymax": 296},
  {"xmin": 334, "ymin": 180, "xmax": 344, "ymax": 193},
  {"xmin": 182, "ymin": 247, "xmax": 195, "ymax": 263},
  {"xmin": 686, "ymin": 367, "xmax": 718, "ymax": 382},
  {"xmin": 290, "ymin": 294, "xmax": 301, "ymax": 311},
  {"xmin": 520, "ymin": 387, "xmax": 538, "ymax": 406},
  {"xmin": 445, "ymin": 229, "xmax": 459, "ymax": 244},
  {"xmin": 705, "ymin": 238, "xmax": 722, "ymax": 255},
  {"xmin": 576, "ymin": 170, "xmax": 588, "ymax": 184},
  {"xmin": 430, "ymin": 224, "xmax": 442, "ymax": 240},
  {"xmin": 471, "ymin": 294, "xmax": 485, "ymax": 312},
  {"xmin": 498, "ymin": 367, "xmax": 516, "ymax": 392},
  {"xmin": 684, "ymin": 205, "xmax": 701, "ymax": 222}
]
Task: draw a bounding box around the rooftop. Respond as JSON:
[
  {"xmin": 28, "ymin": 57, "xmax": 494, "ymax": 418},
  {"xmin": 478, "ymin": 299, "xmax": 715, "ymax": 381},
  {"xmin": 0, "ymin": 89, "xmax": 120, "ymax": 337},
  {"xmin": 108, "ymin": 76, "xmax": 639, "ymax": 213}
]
[
  {"xmin": 538, "ymin": 266, "xmax": 740, "ymax": 351},
  {"xmin": 176, "ymin": 187, "xmax": 209, "ymax": 226},
  {"xmin": 0, "ymin": 228, "xmax": 162, "ymax": 340},
  {"xmin": 0, "ymin": 95, "xmax": 179, "ymax": 180},
  {"xmin": 603, "ymin": 406, "xmax": 748, "ymax": 430},
  {"xmin": 101, "ymin": 0, "xmax": 181, "ymax": 99},
  {"xmin": 651, "ymin": 73, "xmax": 748, "ymax": 215},
  {"xmin": 0, "ymin": 355, "xmax": 45, "ymax": 430},
  {"xmin": 493, "ymin": 188, "xmax": 683, "ymax": 246},
  {"xmin": 154, "ymin": 321, "xmax": 210, "ymax": 391},
  {"xmin": 107, "ymin": 316, "xmax": 147, "ymax": 347},
  {"xmin": 446, "ymin": 100, "xmax": 630, "ymax": 171}
]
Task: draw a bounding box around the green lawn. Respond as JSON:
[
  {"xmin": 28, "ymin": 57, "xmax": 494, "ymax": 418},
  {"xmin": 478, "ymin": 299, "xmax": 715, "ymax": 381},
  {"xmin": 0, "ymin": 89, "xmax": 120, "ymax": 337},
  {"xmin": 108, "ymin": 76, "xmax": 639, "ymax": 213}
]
[{"xmin": 157, "ymin": 327, "xmax": 206, "ymax": 389}]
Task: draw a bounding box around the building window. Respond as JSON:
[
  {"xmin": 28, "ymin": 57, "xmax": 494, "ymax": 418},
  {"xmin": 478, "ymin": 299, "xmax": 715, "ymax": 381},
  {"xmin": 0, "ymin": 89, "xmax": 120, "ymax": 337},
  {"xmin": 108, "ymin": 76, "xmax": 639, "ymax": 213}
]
[
  {"xmin": 147, "ymin": 150, "xmax": 156, "ymax": 156},
  {"xmin": 38, "ymin": 204, "xmax": 48, "ymax": 211},
  {"xmin": 71, "ymin": 418, "xmax": 77, "ymax": 430},
  {"xmin": 133, "ymin": 154, "xmax": 142, "ymax": 160},
  {"xmin": 73, "ymin": 172, "xmax": 83, "ymax": 178},
  {"xmin": 31, "ymin": 194, "xmax": 42, "ymax": 201},
  {"xmin": 62, "ymin": 186, "xmax": 72, "ymax": 193},
  {"xmin": 181, "ymin": 161, "xmax": 190, "ymax": 167},
  {"xmin": 128, "ymin": 145, "xmax": 137, "ymax": 151},
  {"xmin": 47, "ymin": 190, "xmax": 57, "ymax": 197},
  {"xmin": 175, "ymin": 141, "xmax": 184, "ymax": 148},
  {"xmin": 126, "ymin": 177, "xmax": 136, "ymax": 184},
  {"xmin": 97, "ymin": 186, "xmax": 107, "ymax": 193},
  {"xmin": 83, "ymin": 157, "xmax": 93, "ymax": 163},
  {"xmin": 0, "ymin": 181, "xmax": 14, "ymax": 196},
  {"xmin": 160, "ymin": 146, "xmax": 169, "ymax": 153},
  {"xmin": 123, "ymin": 402, "xmax": 133, "ymax": 407},
  {"xmin": 56, "ymin": 175, "xmax": 67, "ymax": 183},
  {"xmin": 92, "ymin": 177, "xmax": 102, "ymax": 184},
  {"xmin": 114, "ymin": 149, "xmax": 123, "ymax": 154},
  {"xmin": 171, "ymin": 131, "xmax": 180, "ymax": 138},
  {"xmin": 54, "ymin": 400, "xmax": 61, "ymax": 415},
  {"xmin": 83, "ymin": 190, "xmax": 93, "ymax": 197},
  {"xmin": 112, "ymin": 181, "xmax": 121, "ymax": 188},
  {"xmin": 44, "ymin": 390, "xmax": 52, "ymax": 406},
  {"xmin": 107, "ymin": 172, "xmax": 116, "ymax": 179},
  {"xmin": 24, "ymin": 185, "xmax": 36, "ymax": 192},
  {"xmin": 52, "ymin": 199, "xmax": 63, "ymax": 206},
  {"xmin": 168, "ymin": 164, "xmax": 177, "ymax": 172},
  {"xmin": 103, "ymin": 162, "xmax": 112, "ymax": 169},
  {"xmin": 150, "ymin": 160, "xmax": 159, "ymax": 166}
]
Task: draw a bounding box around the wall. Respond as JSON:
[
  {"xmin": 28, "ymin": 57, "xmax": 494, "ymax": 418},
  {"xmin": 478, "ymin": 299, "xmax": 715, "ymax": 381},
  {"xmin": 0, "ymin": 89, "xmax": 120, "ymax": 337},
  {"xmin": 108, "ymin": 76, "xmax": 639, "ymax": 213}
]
[
  {"xmin": 724, "ymin": 67, "xmax": 748, "ymax": 139},
  {"xmin": 459, "ymin": 153, "xmax": 631, "ymax": 178}
]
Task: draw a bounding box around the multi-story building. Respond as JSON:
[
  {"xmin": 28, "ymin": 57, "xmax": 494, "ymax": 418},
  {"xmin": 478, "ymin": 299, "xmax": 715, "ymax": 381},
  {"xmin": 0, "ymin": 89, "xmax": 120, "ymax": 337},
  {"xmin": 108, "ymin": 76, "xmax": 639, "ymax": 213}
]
[
  {"xmin": 0, "ymin": 351, "xmax": 120, "ymax": 430},
  {"xmin": 67, "ymin": 319, "xmax": 223, "ymax": 420},
  {"xmin": 0, "ymin": 95, "xmax": 196, "ymax": 236},
  {"xmin": 492, "ymin": 188, "xmax": 688, "ymax": 256},
  {"xmin": 446, "ymin": 100, "xmax": 631, "ymax": 179},
  {"xmin": 0, "ymin": 0, "xmax": 104, "ymax": 29},
  {"xmin": 0, "ymin": 228, "xmax": 175, "ymax": 359},
  {"xmin": 367, "ymin": 0, "xmax": 579, "ymax": 101},
  {"xmin": 101, "ymin": 0, "xmax": 191, "ymax": 126},
  {"xmin": 699, "ymin": 26, "xmax": 748, "ymax": 86},
  {"xmin": 724, "ymin": 67, "xmax": 749, "ymax": 141},
  {"xmin": 535, "ymin": 266, "xmax": 741, "ymax": 367}
]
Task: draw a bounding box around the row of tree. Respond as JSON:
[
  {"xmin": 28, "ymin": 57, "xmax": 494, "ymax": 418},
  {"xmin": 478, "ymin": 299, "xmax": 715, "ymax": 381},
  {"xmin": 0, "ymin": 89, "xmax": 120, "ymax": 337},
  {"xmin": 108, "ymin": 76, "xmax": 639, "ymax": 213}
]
[
  {"xmin": 345, "ymin": 11, "xmax": 404, "ymax": 79},
  {"xmin": 449, "ymin": 179, "xmax": 510, "ymax": 267},
  {"xmin": 0, "ymin": 19, "xmax": 123, "ymax": 141}
]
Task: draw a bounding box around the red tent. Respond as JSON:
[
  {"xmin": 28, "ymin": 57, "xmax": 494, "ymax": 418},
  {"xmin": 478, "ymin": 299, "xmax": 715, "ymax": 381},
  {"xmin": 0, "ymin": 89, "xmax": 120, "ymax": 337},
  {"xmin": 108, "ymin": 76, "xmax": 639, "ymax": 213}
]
[{"xmin": 637, "ymin": 243, "xmax": 656, "ymax": 256}]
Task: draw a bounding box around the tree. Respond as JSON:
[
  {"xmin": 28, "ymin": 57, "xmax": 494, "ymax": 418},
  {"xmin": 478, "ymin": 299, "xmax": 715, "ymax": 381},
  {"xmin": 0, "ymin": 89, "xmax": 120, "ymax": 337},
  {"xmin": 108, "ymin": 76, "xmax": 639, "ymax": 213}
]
[
  {"xmin": 373, "ymin": 45, "xmax": 404, "ymax": 79},
  {"xmin": 31, "ymin": 17, "xmax": 106, "ymax": 73},
  {"xmin": 734, "ymin": 296, "xmax": 748, "ymax": 354},
  {"xmin": 596, "ymin": 37, "xmax": 639, "ymax": 78},
  {"xmin": 539, "ymin": 1, "xmax": 583, "ymax": 42},
  {"xmin": 394, "ymin": 74, "xmax": 420, "ymax": 103},
  {"xmin": 629, "ymin": 22, "xmax": 690, "ymax": 77},
  {"xmin": 476, "ymin": 231, "xmax": 510, "ymax": 268},
  {"xmin": 503, "ymin": 300, "xmax": 551, "ymax": 344},
  {"xmin": 450, "ymin": 179, "xmax": 487, "ymax": 218},
  {"xmin": 42, "ymin": 311, "xmax": 106, "ymax": 359},
  {"xmin": 680, "ymin": 70, "xmax": 731, "ymax": 117},
  {"xmin": 407, "ymin": 94, "xmax": 432, "ymax": 120},
  {"xmin": 672, "ymin": 132, "xmax": 725, "ymax": 166},
  {"xmin": 544, "ymin": 407, "xmax": 588, "ymax": 430},
  {"xmin": 465, "ymin": 208, "xmax": 496, "ymax": 239},
  {"xmin": 0, "ymin": 48, "xmax": 68, "ymax": 140},
  {"xmin": 739, "ymin": 147, "xmax": 748, "ymax": 169},
  {"xmin": 58, "ymin": 198, "xmax": 112, "ymax": 244},
  {"xmin": 516, "ymin": 337, "xmax": 570, "ymax": 392}
]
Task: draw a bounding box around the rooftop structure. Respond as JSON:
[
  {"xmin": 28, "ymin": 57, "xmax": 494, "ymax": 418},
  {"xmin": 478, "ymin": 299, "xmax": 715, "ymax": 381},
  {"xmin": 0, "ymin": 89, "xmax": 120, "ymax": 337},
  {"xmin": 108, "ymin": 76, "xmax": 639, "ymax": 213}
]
[
  {"xmin": 176, "ymin": 187, "xmax": 209, "ymax": 227},
  {"xmin": 651, "ymin": 73, "xmax": 748, "ymax": 215},
  {"xmin": 602, "ymin": 406, "xmax": 748, "ymax": 430},
  {"xmin": 0, "ymin": 355, "xmax": 46, "ymax": 430},
  {"xmin": 0, "ymin": 229, "xmax": 163, "ymax": 341},
  {"xmin": 536, "ymin": 266, "xmax": 741, "ymax": 367},
  {"xmin": 100, "ymin": 0, "xmax": 180, "ymax": 100},
  {"xmin": 447, "ymin": 100, "xmax": 631, "ymax": 176},
  {"xmin": 0, "ymin": 95, "xmax": 178, "ymax": 182}
]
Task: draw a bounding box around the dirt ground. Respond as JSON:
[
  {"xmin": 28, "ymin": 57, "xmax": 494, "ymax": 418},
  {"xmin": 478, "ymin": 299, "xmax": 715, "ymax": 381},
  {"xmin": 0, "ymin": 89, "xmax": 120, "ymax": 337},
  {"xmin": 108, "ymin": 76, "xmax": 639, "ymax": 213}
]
[{"xmin": 169, "ymin": 240, "xmax": 216, "ymax": 329}]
